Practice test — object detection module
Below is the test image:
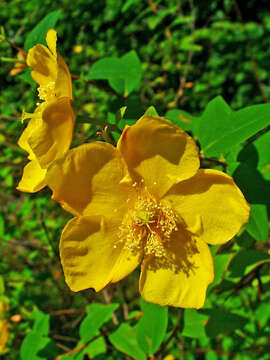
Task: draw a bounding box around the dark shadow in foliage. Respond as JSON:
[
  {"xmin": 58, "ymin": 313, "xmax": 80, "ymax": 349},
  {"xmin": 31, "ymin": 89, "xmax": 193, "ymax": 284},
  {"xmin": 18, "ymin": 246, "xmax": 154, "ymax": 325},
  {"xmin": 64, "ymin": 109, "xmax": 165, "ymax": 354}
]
[
  {"xmin": 37, "ymin": 338, "xmax": 59, "ymax": 359},
  {"xmin": 233, "ymin": 143, "xmax": 270, "ymax": 216},
  {"xmin": 200, "ymin": 308, "xmax": 248, "ymax": 337},
  {"xmin": 109, "ymin": 94, "xmax": 152, "ymax": 123}
]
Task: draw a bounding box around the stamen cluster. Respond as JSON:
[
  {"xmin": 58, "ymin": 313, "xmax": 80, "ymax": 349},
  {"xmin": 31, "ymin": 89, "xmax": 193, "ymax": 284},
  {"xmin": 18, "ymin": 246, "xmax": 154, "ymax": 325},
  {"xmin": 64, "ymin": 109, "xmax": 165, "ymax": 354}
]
[
  {"xmin": 37, "ymin": 81, "xmax": 55, "ymax": 102},
  {"xmin": 119, "ymin": 191, "xmax": 178, "ymax": 258}
]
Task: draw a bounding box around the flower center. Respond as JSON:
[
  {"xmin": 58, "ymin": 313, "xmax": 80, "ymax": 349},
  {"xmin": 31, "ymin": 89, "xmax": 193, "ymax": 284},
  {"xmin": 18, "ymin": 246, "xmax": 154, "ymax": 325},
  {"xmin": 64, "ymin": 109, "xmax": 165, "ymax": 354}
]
[
  {"xmin": 21, "ymin": 82, "xmax": 56, "ymax": 122},
  {"xmin": 37, "ymin": 81, "xmax": 56, "ymax": 102},
  {"xmin": 119, "ymin": 194, "xmax": 178, "ymax": 258}
]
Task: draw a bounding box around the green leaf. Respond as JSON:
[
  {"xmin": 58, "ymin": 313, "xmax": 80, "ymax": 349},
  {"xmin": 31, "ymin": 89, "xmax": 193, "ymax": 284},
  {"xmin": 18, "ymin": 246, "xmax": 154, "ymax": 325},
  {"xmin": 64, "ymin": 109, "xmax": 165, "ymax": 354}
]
[
  {"xmin": 86, "ymin": 50, "xmax": 142, "ymax": 96},
  {"xmin": 196, "ymin": 96, "xmax": 270, "ymax": 157},
  {"xmin": 32, "ymin": 311, "xmax": 50, "ymax": 336},
  {"xmin": 115, "ymin": 106, "xmax": 127, "ymax": 123},
  {"xmin": 233, "ymin": 161, "xmax": 270, "ymax": 209},
  {"xmin": 182, "ymin": 309, "xmax": 208, "ymax": 338},
  {"xmin": 147, "ymin": 10, "xmax": 170, "ymax": 30},
  {"xmin": 109, "ymin": 323, "xmax": 146, "ymax": 360},
  {"xmin": 254, "ymin": 303, "xmax": 270, "ymax": 327},
  {"xmin": 136, "ymin": 298, "xmax": 168, "ymax": 356},
  {"xmin": 72, "ymin": 337, "xmax": 107, "ymax": 360},
  {"xmin": 0, "ymin": 275, "xmax": 5, "ymax": 295},
  {"xmin": 208, "ymin": 253, "xmax": 232, "ymax": 291},
  {"xmin": 24, "ymin": 10, "xmax": 61, "ymax": 51},
  {"xmin": 206, "ymin": 350, "xmax": 218, "ymax": 360},
  {"xmin": 83, "ymin": 337, "xmax": 106, "ymax": 358},
  {"xmin": 0, "ymin": 215, "xmax": 4, "ymax": 237},
  {"xmin": 229, "ymin": 249, "xmax": 270, "ymax": 277},
  {"xmin": 121, "ymin": 0, "xmax": 141, "ymax": 13},
  {"xmin": 79, "ymin": 303, "xmax": 119, "ymax": 342},
  {"xmin": 239, "ymin": 131, "xmax": 270, "ymax": 180},
  {"xmin": 253, "ymin": 131, "xmax": 270, "ymax": 180},
  {"xmin": 144, "ymin": 106, "xmax": 159, "ymax": 116},
  {"xmin": 195, "ymin": 96, "xmax": 232, "ymax": 155},
  {"xmin": 201, "ymin": 309, "xmax": 248, "ymax": 337},
  {"xmin": 19, "ymin": 68, "xmax": 36, "ymax": 86},
  {"xmin": 182, "ymin": 309, "xmax": 248, "ymax": 338},
  {"xmin": 20, "ymin": 333, "xmax": 53, "ymax": 360},
  {"xmin": 165, "ymin": 109, "xmax": 194, "ymax": 132},
  {"xmin": 245, "ymin": 204, "xmax": 269, "ymax": 242}
]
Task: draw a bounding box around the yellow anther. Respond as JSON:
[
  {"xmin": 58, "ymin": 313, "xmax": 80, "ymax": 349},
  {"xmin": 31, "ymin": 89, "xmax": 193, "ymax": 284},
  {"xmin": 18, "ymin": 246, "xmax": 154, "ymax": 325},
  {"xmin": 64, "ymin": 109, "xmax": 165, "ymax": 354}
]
[
  {"xmin": 37, "ymin": 81, "xmax": 55, "ymax": 102},
  {"xmin": 118, "ymin": 192, "xmax": 178, "ymax": 258}
]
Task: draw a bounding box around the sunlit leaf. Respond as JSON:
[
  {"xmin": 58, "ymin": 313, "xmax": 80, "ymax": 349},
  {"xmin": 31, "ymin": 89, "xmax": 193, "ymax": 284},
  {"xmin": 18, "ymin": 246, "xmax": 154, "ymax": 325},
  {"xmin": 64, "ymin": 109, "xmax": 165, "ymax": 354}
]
[
  {"xmin": 196, "ymin": 96, "xmax": 270, "ymax": 157},
  {"xmin": 144, "ymin": 106, "xmax": 159, "ymax": 116},
  {"xmin": 165, "ymin": 109, "xmax": 194, "ymax": 131},
  {"xmin": 245, "ymin": 204, "xmax": 269, "ymax": 242},
  {"xmin": 32, "ymin": 311, "xmax": 50, "ymax": 337},
  {"xmin": 136, "ymin": 298, "xmax": 168, "ymax": 356},
  {"xmin": 182, "ymin": 309, "xmax": 208, "ymax": 338},
  {"xmin": 86, "ymin": 51, "xmax": 142, "ymax": 96},
  {"xmin": 24, "ymin": 11, "xmax": 61, "ymax": 51},
  {"xmin": 79, "ymin": 303, "xmax": 119, "ymax": 342},
  {"xmin": 109, "ymin": 323, "xmax": 146, "ymax": 360},
  {"xmin": 20, "ymin": 333, "xmax": 58, "ymax": 360}
]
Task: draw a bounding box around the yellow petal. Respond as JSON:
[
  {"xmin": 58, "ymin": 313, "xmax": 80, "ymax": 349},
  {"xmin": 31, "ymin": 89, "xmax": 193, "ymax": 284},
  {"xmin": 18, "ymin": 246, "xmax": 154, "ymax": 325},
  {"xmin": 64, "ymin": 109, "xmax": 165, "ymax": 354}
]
[
  {"xmin": 60, "ymin": 216, "xmax": 141, "ymax": 292},
  {"xmin": 27, "ymin": 97, "xmax": 74, "ymax": 168},
  {"xmin": 27, "ymin": 44, "xmax": 57, "ymax": 86},
  {"xmin": 117, "ymin": 115, "xmax": 199, "ymax": 199},
  {"xmin": 55, "ymin": 55, "xmax": 73, "ymax": 99},
  {"xmin": 164, "ymin": 169, "xmax": 250, "ymax": 245},
  {"xmin": 16, "ymin": 160, "xmax": 47, "ymax": 193},
  {"xmin": 46, "ymin": 142, "xmax": 135, "ymax": 217},
  {"xmin": 139, "ymin": 229, "xmax": 214, "ymax": 308},
  {"xmin": 46, "ymin": 29, "xmax": 57, "ymax": 57},
  {"xmin": 18, "ymin": 117, "xmax": 40, "ymax": 159},
  {"xmin": 9, "ymin": 61, "xmax": 26, "ymax": 76},
  {"xmin": 0, "ymin": 321, "xmax": 10, "ymax": 354}
]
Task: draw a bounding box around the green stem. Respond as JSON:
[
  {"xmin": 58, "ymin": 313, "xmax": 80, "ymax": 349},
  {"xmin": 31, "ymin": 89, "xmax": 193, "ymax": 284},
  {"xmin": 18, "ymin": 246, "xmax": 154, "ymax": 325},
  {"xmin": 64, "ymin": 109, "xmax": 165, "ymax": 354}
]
[{"xmin": 0, "ymin": 57, "xmax": 25, "ymax": 63}]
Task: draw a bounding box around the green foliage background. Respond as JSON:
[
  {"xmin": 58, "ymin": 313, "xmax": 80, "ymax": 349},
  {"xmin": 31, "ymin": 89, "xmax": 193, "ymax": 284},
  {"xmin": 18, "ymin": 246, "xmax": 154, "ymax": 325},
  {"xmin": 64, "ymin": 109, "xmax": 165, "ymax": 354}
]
[{"xmin": 1, "ymin": 0, "xmax": 270, "ymax": 359}]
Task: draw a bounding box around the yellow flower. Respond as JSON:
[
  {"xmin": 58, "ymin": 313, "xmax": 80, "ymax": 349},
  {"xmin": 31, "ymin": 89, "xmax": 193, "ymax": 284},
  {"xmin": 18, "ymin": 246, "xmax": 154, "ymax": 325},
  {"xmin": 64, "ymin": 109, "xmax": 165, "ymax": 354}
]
[
  {"xmin": 46, "ymin": 115, "xmax": 250, "ymax": 308},
  {"xmin": 0, "ymin": 301, "xmax": 9, "ymax": 354},
  {"xmin": 17, "ymin": 29, "xmax": 74, "ymax": 193},
  {"xmin": 0, "ymin": 321, "xmax": 9, "ymax": 354},
  {"xmin": 9, "ymin": 50, "xmax": 27, "ymax": 76},
  {"xmin": 73, "ymin": 45, "xmax": 83, "ymax": 54}
]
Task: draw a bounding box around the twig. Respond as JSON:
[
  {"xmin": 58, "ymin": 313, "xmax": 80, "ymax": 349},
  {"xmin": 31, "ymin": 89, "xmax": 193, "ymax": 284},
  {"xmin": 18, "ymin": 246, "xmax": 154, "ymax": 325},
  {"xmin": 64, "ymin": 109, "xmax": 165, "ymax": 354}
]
[
  {"xmin": 53, "ymin": 335, "xmax": 78, "ymax": 342},
  {"xmin": 55, "ymin": 333, "xmax": 101, "ymax": 360},
  {"xmin": 199, "ymin": 154, "xmax": 227, "ymax": 171},
  {"xmin": 40, "ymin": 211, "xmax": 59, "ymax": 259},
  {"xmin": 0, "ymin": 114, "xmax": 19, "ymax": 121},
  {"xmin": 11, "ymin": 9, "xmax": 38, "ymax": 43},
  {"xmin": 4, "ymin": 38, "xmax": 26, "ymax": 55},
  {"xmin": 50, "ymin": 309, "xmax": 84, "ymax": 316},
  {"xmin": 220, "ymin": 263, "xmax": 266, "ymax": 303},
  {"xmin": 174, "ymin": 0, "xmax": 196, "ymax": 105},
  {"xmin": 232, "ymin": 0, "xmax": 268, "ymax": 103},
  {"xmin": 147, "ymin": 0, "xmax": 158, "ymax": 14},
  {"xmin": 117, "ymin": 283, "xmax": 129, "ymax": 320},
  {"xmin": 56, "ymin": 343, "xmax": 71, "ymax": 353},
  {"xmin": 244, "ymin": 124, "xmax": 270, "ymax": 145},
  {"xmin": 103, "ymin": 288, "xmax": 119, "ymax": 325},
  {"xmin": 69, "ymin": 312, "xmax": 85, "ymax": 329}
]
